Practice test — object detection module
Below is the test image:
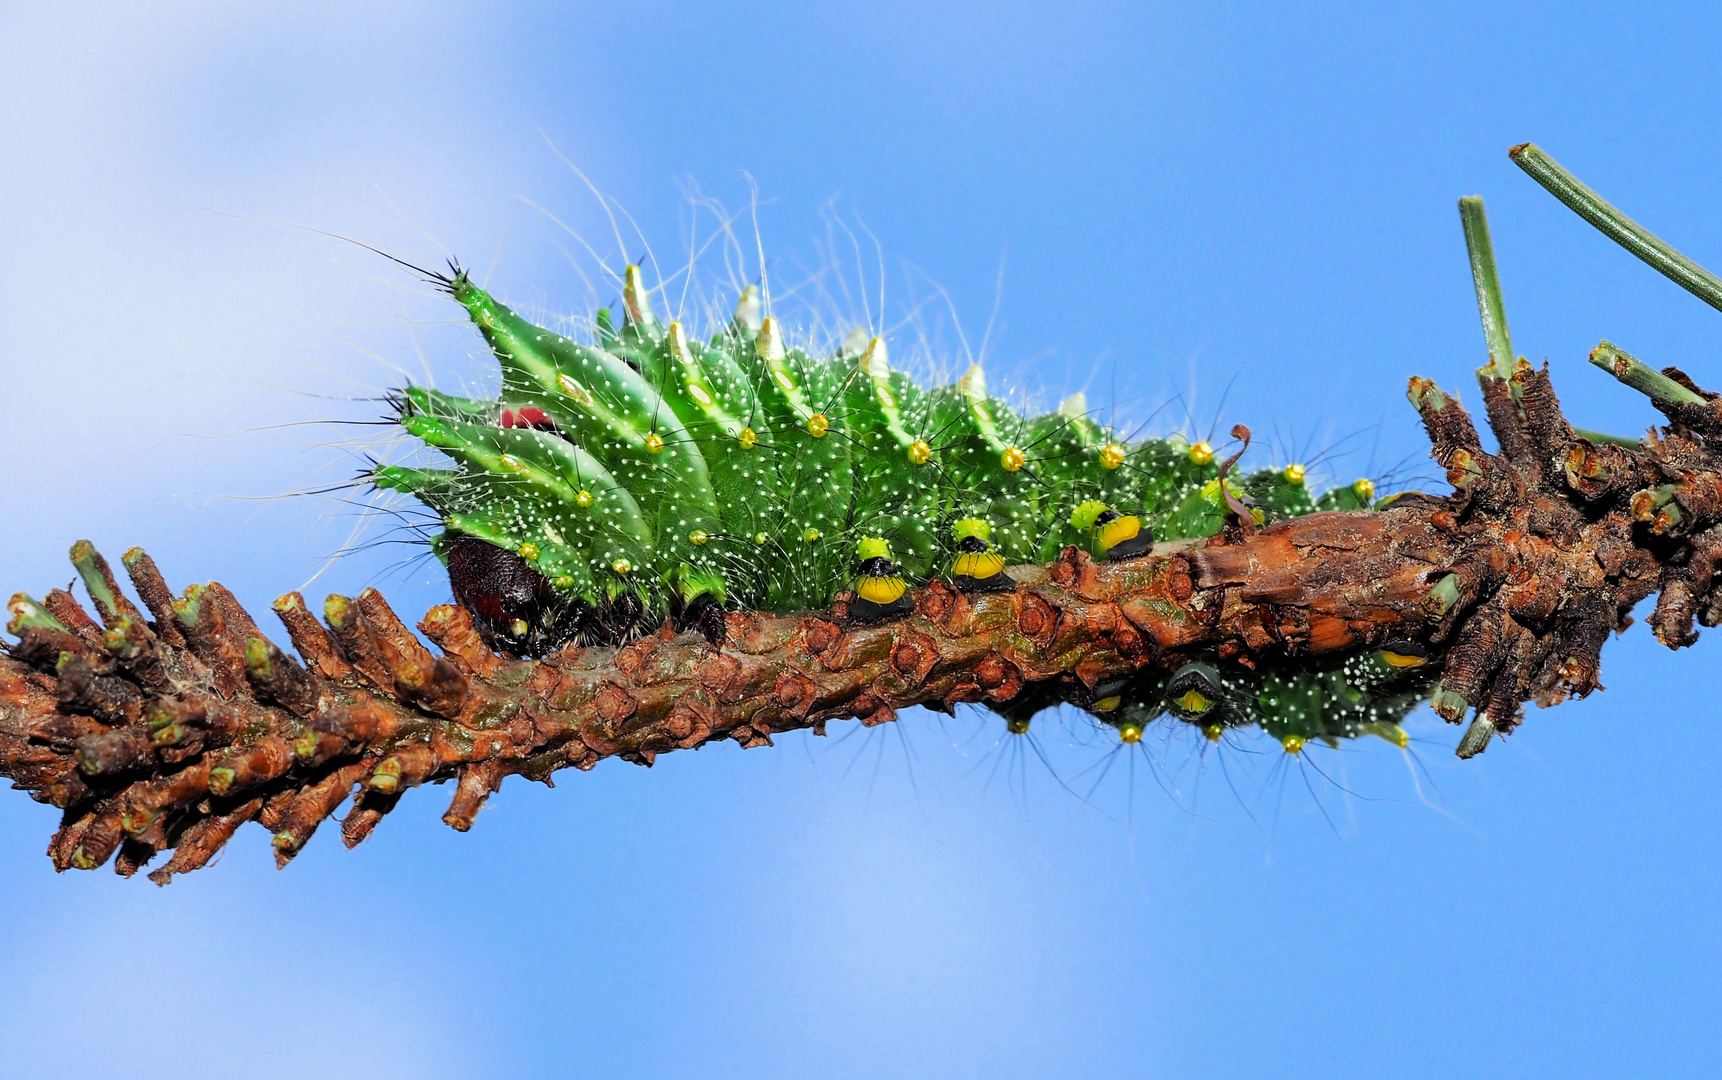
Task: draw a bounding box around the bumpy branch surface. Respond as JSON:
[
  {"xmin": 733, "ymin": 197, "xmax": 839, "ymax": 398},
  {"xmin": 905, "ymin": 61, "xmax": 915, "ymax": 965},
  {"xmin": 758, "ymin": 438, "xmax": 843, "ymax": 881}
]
[{"xmin": 6, "ymin": 360, "xmax": 1721, "ymax": 881}]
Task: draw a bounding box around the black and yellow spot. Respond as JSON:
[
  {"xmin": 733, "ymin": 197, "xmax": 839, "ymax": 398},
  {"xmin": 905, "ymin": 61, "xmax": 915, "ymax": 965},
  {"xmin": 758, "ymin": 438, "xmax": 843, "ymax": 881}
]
[{"xmin": 857, "ymin": 576, "xmax": 907, "ymax": 605}]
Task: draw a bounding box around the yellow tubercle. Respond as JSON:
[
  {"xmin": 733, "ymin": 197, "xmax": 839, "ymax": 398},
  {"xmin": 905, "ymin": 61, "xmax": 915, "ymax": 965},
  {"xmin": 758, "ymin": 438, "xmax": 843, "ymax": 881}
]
[
  {"xmin": 1284, "ymin": 463, "xmax": 1306, "ymax": 484},
  {"xmin": 807, "ymin": 413, "xmax": 830, "ymax": 438},
  {"xmin": 612, "ymin": 559, "xmax": 633, "ymax": 574},
  {"xmin": 1203, "ymin": 723, "xmax": 1223, "ymax": 741},
  {"xmin": 1100, "ymin": 443, "xmax": 1126, "ymax": 470},
  {"xmin": 689, "ymin": 530, "xmax": 709, "ymax": 545},
  {"xmin": 738, "ymin": 427, "xmax": 757, "ymax": 449},
  {"xmin": 1095, "ymin": 515, "xmax": 1143, "ymax": 553},
  {"xmin": 518, "ymin": 542, "xmax": 539, "ymax": 561},
  {"xmin": 1000, "ymin": 446, "xmax": 1026, "ymax": 472},
  {"xmin": 1354, "ymin": 477, "xmax": 1376, "ymax": 501},
  {"xmin": 803, "ymin": 527, "xmax": 821, "ymax": 543},
  {"xmin": 908, "ymin": 439, "xmax": 932, "ymax": 465},
  {"xmin": 1119, "ymin": 723, "xmax": 1142, "ymax": 744},
  {"xmin": 754, "ymin": 532, "xmax": 769, "ymax": 545},
  {"xmin": 952, "ymin": 551, "xmax": 1005, "ymax": 579},
  {"xmin": 856, "ymin": 576, "xmax": 907, "ymax": 604},
  {"xmin": 552, "ymin": 575, "xmax": 575, "ymax": 589},
  {"xmin": 1176, "ymin": 689, "xmax": 1213, "ymax": 715},
  {"xmin": 644, "ymin": 431, "xmax": 666, "ymax": 454},
  {"xmin": 1380, "ymin": 649, "xmax": 1429, "ymax": 669},
  {"xmin": 1281, "ymin": 735, "xmax": 1305, "ymax": 754},
  {"xmin": 1189, "ymin": 441, "xmax": 1214, "ymax": 466},
  {"xmin": 575, "ymin": 489, "xmax": 594, "ymax": 509}
]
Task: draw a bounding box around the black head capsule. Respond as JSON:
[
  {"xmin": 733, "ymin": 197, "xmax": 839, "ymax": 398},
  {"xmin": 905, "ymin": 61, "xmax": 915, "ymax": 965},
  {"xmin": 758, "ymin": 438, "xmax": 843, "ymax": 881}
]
[
  {"xmin": 848, "ymin": 537, "xmax": 915, "ymax": 624},
  {"xmin": 443, "ymin": 532, "xmax": 584, "ymax": 657},
  {"xmin": 947, "ymin": 518, "xmax": 1016, "ymax": 593}
]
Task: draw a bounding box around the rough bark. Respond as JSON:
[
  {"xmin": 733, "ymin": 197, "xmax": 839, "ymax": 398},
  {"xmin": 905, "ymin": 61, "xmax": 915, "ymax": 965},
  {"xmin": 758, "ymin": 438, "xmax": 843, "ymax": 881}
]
[{"xmin": 5, "ymin": 361, "xmax": 1720, "ymax": 881}]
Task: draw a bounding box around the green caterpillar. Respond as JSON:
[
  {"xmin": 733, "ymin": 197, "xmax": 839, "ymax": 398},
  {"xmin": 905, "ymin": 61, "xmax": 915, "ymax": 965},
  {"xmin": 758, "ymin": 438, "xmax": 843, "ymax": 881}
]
[
  {"xmin": 1078, "ymin": 642, "xmax": 1437, "ymax": 753},
  {"xmin": 374, "ymin": 261, "xmax": 1380, "ymax": 655}
]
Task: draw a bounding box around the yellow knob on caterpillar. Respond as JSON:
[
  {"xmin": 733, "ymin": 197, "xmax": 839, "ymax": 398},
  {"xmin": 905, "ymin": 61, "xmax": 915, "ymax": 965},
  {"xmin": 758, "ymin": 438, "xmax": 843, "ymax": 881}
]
[
  {"xmin": 1070, "ymin": 500, "xmax": 1154, "ymax": 561},
  {"xmin": 856, "ymin": 575, "xmax": 907, "ymax": 605},
  {"xmin": 517, "ymin": 542, "xmax": 539, "ymax": 561},
  {"xmin": 738, "ymin": 427, "xmax": 757, "ymax": 449},
  {"xmin": 952, "ymin": 551, "xmax": 1005, "ymax": 579},
  {"xmin": 1283, "ymin": 463, "xmax": 1305, "ymax": 484},
  {"xmin": 1118, "ymin": 722, "xmax": 1143, "ymax": 744},
  {"xmin": 1166, "ymin": 663, "xmax": 1222, "ymax": 722},
  {"xmin": 1354, "ymin": 477, "xmax": 1376, "ymax": 501},
  {"xmin": 1189, "ymin": 441, "xmax": 1214, "ymax": 466},
  {"xmin": 803, "ymin": 528, "xmax": 822, "ymax": 543},
  {"xmin": 1176, "ymin": 688, "xmax": 1213, "ymax": 715},
  {"xmin": 1203, "ymin": 724, "xmax": 1223, "ymax": 741},
  {"xmin": 908, "ymin": 439, "xmax": 932, "ymax": 465},
  {"xmin": 644, "ymin": 431, "xmax": 666, "ymax": 454},
  {"xmin": 1100, "ymin": 442, "xmax": 1127, "ymax": 470},
  {"xmin": 1377, "ymin": 639, "xmax": 1432, "ymax": 669},
  {"xmin": 806, "ymin": 413, "xmax": 830, "ymax": 438},
  {"xmin": 851, "ymin": 536, "xmax": 914, "ymax": 623},
  {"xmin": 1281, "ymin": 735, "xmax": 1305, "ymax": 754},
  {"xmin": 949, "ymin": 517, "xmax": 1014, "ymax": 593},
  {"xmin": 1096, "ymin": 514, "xmax": 1145, "ymax": 555},
  {"xmin": 575, "ymin": 489, "xmax": 595, "ymax": 509},
  {"xmin": 689, "ymin": 530, "xmax": 709, "ymax": 545},
  {"xmin": 612, "ymin": 559, "xmax": 632, "ymax": 574},
  {"xmin": 1000, "ymin": 446, "xmax": 1026, "ymax": 472}
]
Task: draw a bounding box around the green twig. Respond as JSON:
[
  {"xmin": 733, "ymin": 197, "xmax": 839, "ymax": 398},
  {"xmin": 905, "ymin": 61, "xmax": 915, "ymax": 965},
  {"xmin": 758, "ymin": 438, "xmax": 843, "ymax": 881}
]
[
  {"xmin": 1588, "ymin": 341, "xmax": 1706, "ymax": 408},
  {"xmin": 1572, "ymin": 427, "xmax": 1642, "ymax": 448},
  {"xmin": 1510, "ymin": 142, "xmax": 1722, "ymax": 315},
  {"xmin": 1459, "ymin": 196, "xmax": 1516, "ymax": 384}
]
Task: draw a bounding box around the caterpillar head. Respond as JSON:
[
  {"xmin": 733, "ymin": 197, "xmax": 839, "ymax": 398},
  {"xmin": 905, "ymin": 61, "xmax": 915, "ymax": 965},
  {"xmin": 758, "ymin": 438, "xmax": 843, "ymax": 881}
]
[{"xmin": 441, "ymin": 532, "xmax": 583, "ymax": 657}]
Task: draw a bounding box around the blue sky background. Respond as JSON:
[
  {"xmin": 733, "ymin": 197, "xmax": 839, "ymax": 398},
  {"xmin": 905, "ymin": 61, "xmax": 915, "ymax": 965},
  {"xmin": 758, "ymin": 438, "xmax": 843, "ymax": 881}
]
[{"xmin": 4, "ymin": 2, "xmax": 1722, "ymax": 1077}]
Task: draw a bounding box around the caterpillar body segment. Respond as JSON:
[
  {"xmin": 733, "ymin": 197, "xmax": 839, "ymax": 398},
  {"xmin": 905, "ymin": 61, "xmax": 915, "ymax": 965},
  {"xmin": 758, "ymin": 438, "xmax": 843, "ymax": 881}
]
[
  {"xmin": 1077, "ymin": 646, "xmax": 1439, "ymax": 754},
  {"xmin": 379, "ymin": 266, "xmax": 1388, "ymax": 656}
]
